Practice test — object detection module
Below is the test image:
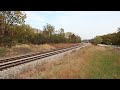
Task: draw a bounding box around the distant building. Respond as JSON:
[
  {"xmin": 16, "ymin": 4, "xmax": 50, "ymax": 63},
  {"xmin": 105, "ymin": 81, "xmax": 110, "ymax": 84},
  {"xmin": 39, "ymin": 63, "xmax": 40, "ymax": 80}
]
[{"xmin": 32, "ymin": 28, "xmax": 43, "ymax": 33}]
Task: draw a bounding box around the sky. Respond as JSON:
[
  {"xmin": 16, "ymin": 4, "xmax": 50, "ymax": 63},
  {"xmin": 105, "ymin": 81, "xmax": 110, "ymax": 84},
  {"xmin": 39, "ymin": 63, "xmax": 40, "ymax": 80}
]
[{"xmin": 25, "ymin": 11, "xmax": 120, "ymax": 40}]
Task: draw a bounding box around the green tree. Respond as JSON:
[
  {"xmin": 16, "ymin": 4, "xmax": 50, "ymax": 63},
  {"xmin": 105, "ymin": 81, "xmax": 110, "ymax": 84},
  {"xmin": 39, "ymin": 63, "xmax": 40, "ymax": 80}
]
[
  {"xmin": 0, "ymin": 11, "xmax": 26, "ymax": 34},
  {"xmin": 0, "ymin": 11, "xmax": 26, "ymax": 47},
  {"xmin": 76, "ymin": 35, "xmax": 81, "ymax": 43},
  {"xmin": 59, "ymin": 28, "xmax": 65, "ymax": 42},
  {"xmin": 43, "ymin": 23, "xmax": 55, "ymax": 37},
  {"xmin": 93, "ymin": 36, "xmax": 103, "ymax": 45}
]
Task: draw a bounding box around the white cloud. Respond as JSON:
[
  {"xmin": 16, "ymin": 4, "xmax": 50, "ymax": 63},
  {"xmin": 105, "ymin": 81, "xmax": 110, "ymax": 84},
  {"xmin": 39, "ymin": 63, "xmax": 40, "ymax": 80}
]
[
  {"xmin": 24, "ymin": 11, "xmax": 48, "ymax": 29},
  {"xmin": 49, "ymin": 11, "xmax": 120, "ymax": 39},
  {"xmin": 25, "ymin": 11, "xmax": 46, "ymax": 22},
  {"xmin": 24, "ymin": 11, "xmax": 120, "ymax": 39}
]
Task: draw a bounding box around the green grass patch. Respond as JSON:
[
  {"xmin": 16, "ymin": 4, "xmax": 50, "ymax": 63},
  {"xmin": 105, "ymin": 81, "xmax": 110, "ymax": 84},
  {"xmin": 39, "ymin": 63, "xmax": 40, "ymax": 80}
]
[
  {"xmin": 0, "ymin": 47, "xmax": 6, "ymax": 56},
  {"xmin": 86, "ymin": 47, "xmax": 120, "ymax": 79}
]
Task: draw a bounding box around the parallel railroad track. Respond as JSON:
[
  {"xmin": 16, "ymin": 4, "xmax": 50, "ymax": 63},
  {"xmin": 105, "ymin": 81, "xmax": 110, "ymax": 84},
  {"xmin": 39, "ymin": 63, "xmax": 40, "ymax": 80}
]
[{"xmin": 0, "ymin": 43, "xmax": 88, "ymax": 71}]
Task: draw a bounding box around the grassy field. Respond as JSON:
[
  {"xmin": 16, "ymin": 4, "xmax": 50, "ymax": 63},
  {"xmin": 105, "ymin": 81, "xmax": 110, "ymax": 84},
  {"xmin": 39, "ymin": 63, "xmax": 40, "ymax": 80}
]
[
  {"xmin": 86, "ymin": 46, "xmax": 120, "ymax": 79},
  {"xmin": 8, "ymin": 45, "xmax": 120, "ymax": 79}
]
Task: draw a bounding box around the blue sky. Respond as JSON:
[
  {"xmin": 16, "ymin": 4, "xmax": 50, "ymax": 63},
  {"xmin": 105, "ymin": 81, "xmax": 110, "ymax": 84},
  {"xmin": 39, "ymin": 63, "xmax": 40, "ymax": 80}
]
[{"xmin": 25, "ymin": 11, "xmax": 120, "ymax": 40}]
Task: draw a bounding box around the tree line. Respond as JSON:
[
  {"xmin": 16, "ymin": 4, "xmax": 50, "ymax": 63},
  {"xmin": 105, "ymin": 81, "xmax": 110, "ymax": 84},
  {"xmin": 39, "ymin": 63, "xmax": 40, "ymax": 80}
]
[
  {"xmin": 0, "ymin": 11, "xmax": 81, "ymax": 48},
  {"xmin": 90, "ymin": 29, "xmax": 120, "ymax": 45}
]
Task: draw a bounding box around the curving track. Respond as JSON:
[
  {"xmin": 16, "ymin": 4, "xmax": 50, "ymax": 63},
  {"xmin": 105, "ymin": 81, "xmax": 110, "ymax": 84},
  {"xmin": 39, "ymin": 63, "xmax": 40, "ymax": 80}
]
[{"xmin": 0, "ymin": 43, "xmax": 88, "ymax": 71}]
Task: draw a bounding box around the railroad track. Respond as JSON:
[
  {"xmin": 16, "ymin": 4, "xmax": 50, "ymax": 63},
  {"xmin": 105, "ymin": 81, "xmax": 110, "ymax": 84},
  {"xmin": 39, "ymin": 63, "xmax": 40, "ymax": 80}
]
[{"xmin": 0, "ymin": 43, "xmax": 88, "ymax": 71}]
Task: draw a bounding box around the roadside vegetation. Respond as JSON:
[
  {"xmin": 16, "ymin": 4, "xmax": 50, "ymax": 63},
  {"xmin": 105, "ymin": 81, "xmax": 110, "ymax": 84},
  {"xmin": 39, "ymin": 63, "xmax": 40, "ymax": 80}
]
[
  {"xmin": 91, "ymin": 28, "xmax": 120, "ymax": 45},
  {"xmin": 11, "ymin": 45, "xmax": 120, "ymax": 79}
]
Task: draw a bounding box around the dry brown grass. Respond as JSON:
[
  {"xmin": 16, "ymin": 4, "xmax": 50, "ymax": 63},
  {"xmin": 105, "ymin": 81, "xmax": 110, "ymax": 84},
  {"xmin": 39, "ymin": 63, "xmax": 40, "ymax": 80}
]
[
  {"xmin": 50, "ymin": 43, "xmax": 79, "ymax": 49},
  {"xmin": 1, "ymin": 44, "xmax": 60, "ymax": 58},
  {"xmin": 0, "ymin": 43, "xmax": 77, "ymax": 59},
  {"xmin": 2, "ymin": 44, "xmax": 54, "ymax": 58},
  {"xmin": 13, "ymin": 45, "xmax": 93, "ymax": 79}
]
